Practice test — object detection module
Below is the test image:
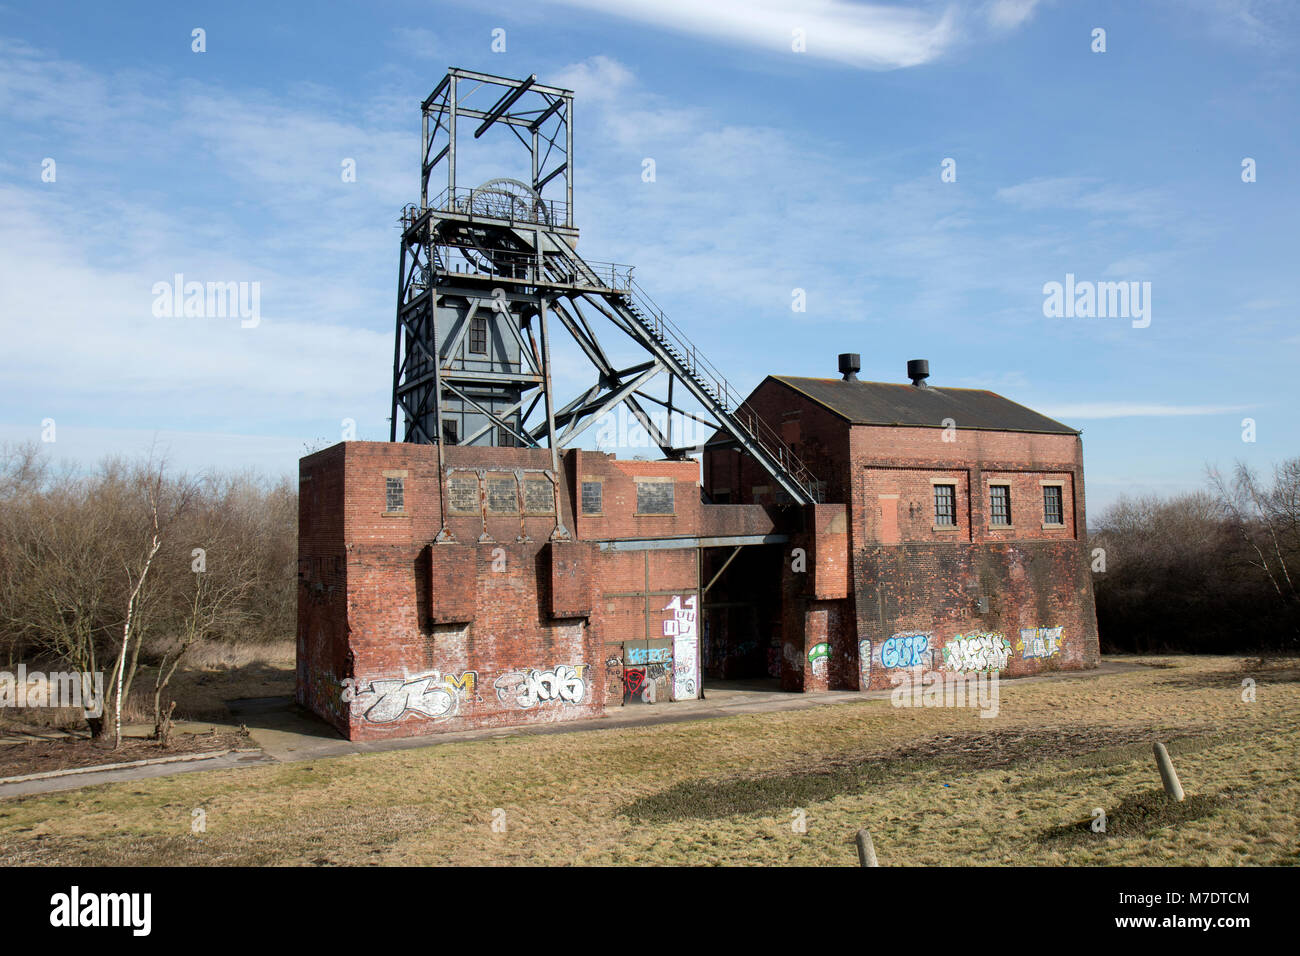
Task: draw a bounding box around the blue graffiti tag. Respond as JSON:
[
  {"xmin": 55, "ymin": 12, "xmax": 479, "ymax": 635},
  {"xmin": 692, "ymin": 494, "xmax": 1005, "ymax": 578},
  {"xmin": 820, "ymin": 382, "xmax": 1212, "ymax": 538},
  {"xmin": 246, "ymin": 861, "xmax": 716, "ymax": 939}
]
[
  {"xmin": 627, "ymin": 646, "xmax": 673, "ymax": 665},
  {"xmin": 880, "ymin": 632, "xmax": 931, "ymax": 669}
]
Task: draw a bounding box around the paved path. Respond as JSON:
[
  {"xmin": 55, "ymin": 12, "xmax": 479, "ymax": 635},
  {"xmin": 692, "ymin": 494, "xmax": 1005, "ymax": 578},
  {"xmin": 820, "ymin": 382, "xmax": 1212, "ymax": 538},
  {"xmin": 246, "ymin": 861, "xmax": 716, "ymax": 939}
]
[{"xmin": 1, "ymin": 661, "xmax": 1143, "ymax": 798}]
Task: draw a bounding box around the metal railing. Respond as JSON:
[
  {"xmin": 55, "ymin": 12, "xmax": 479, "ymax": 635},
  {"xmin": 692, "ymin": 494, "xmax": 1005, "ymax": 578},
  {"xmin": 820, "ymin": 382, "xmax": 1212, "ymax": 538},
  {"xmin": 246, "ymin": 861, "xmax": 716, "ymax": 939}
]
[
  {"xmin": 617, "ymin": 279, "xmax": 822, "ymax": 501},
  {"xmin": 433, "ymin": 243, "xmax": 634, "ymax": 291},
  {"xmin": 427, "ymin": 186, "xmax": 569, "ymax": 228}
]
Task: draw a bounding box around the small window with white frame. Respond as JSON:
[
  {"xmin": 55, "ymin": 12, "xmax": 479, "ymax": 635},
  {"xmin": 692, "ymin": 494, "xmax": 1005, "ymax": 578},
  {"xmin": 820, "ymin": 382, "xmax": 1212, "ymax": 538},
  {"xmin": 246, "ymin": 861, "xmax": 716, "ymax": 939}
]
[
  {"xmin": 989, "ymin": 484, "xmax": 1011, "ymax": 526},
  {"xmin": 1042, "ymin": 484, "xmax": 1064, "ymax": 526},
  {"xmin": 933, "ymin": 483, "xmax": 957, "ymax": 527}
]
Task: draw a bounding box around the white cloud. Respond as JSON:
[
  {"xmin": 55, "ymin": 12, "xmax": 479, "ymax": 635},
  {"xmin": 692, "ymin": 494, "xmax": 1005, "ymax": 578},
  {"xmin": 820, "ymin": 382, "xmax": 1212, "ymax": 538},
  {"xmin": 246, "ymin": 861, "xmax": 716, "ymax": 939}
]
[
  {"xmin": 551, "ymin": 55, "xmax": 636, "ymax": 104},
  {"xmin": 994, "ymin": 176, "xmax": 1183, "ymax": 232},
  {"xmin": 543, "ymin": 0, "xmax": 961, "ymax": 69},
  {"xmin": 985, "ymin": 0, "xmax": 1041, "ymax": 30}
]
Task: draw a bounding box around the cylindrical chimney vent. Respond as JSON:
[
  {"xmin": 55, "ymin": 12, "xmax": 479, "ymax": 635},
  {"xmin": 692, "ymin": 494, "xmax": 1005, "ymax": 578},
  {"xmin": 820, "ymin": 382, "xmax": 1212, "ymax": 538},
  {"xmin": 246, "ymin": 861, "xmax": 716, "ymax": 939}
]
[
  {"xmin": 838, "ymin": 353, "xmax": 861, "ymax": 381},
  {"xmin": 907, "ymin": 359, "xmax": 930, "ymax": 387}
]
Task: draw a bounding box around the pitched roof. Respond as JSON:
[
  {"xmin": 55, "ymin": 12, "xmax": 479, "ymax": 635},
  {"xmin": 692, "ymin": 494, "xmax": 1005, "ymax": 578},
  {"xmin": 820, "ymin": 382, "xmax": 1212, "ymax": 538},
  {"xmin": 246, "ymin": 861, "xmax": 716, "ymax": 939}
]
[{"xmin": 766, "ymin": 376, "xmax": 1080, "ymax": 435}]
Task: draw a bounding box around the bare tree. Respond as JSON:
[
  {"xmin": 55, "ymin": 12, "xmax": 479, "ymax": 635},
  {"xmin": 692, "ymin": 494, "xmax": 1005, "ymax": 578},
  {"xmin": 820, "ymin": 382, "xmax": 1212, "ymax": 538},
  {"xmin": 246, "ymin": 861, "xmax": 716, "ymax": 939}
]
[
  {"xmin": 150, "ymin": 485, "xmax": 260, "ymax": 744},
  {"xmin": 1208, "ymin": 462, "xmax": 1300, "ymax": 630}
]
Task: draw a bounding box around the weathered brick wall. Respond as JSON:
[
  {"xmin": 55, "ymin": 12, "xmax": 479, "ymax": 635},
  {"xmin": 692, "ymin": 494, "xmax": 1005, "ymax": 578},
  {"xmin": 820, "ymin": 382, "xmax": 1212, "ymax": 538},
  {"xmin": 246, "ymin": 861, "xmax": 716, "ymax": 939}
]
[
  {"xmin": 779, "ymin": 503, "xmax": 853, "ymax": 690},
  {"xmin": 297, "ymin": 444, "xmax": 350, "ymax": 733},
  {"xmin": 704, "ymin": 379, "xmax": 1100, "ymax": 692},
  {"xmin": 298, "ymin": 377, "xmax": 1101, "ymax": 738},
  {"xmin": 847, "ymin": 424, "xmax": 1098, "ymax": 689},
  {"xmin": 300, "ymin": 442, "xmax": 718, "ymax": 738}
]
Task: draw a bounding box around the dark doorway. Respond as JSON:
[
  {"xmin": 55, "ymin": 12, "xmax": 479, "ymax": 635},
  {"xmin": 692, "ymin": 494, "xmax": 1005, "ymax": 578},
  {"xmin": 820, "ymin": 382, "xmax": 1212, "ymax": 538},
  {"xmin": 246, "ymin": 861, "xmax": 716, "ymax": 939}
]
[{"xmin": 700, "ymin": 544, "xmax": 785, "ymax": 684}]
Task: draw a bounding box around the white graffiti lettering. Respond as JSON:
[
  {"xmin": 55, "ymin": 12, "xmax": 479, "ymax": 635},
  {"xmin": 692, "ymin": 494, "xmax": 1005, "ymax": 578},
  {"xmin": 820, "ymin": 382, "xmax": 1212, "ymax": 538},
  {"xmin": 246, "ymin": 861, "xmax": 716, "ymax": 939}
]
[
  {"xmin": 344, "ymin": 671, "xmax": 475, "ymax": 723},
  {"xmin": 942, "ymin": 633, "xmax": 1011, "ymax": 674},
  {"xmin": 493, "ymin": 664, "xmax": 588, "ymax": 709}
]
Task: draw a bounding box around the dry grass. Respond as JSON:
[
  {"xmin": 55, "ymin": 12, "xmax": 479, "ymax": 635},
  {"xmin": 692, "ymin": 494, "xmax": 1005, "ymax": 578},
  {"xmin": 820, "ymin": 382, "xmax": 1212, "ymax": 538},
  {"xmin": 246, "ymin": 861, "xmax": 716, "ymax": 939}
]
[{"xmin": 0, "ymin": 655, "xmax": 1296, "ymax": 866}]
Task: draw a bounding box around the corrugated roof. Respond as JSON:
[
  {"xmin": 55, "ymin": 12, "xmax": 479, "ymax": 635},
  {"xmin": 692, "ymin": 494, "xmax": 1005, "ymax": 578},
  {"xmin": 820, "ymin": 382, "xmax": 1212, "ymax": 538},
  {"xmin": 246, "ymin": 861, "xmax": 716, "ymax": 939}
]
[{"xmin": 767, "ymin": 376, "xmax": 1080, "ymax": 435}]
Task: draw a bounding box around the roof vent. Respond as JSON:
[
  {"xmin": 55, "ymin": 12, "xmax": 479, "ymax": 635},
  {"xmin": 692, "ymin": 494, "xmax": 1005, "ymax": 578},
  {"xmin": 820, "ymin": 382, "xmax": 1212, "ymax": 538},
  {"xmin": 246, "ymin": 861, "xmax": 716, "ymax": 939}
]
[
  {"xmin": 907, "ymin": 359, "xmax": 930, "ymax": 387},
  {"xmin": 838, "ymin": 353, "xmax": 860, "ymax": 382}
]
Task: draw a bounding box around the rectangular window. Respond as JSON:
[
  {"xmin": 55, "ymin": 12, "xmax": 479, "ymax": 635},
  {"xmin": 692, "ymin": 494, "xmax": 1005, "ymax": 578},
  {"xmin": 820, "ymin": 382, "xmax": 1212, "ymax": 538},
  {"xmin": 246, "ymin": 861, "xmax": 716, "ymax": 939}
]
[
  {"xmin": 497, "ymin": 425, "xmax": 514, "ymax": 447},
  {"xmin": 636, "ymin": 479, "xmax": 674, "ymax": 515},
  {"xmin": 469, "ymin": 316, "xmax": 488, "ymax": 354},
  {"xmin": 442, "ymin": 419, "xmax": 458, "ymax": 444},
  {"xmin": 1043, "ymin": 485, "xmax": 1063, "ymax": 525},
  {"xmin": 385, "ymin": 476, "xmax": 404, "ymax": 513},
  {"xmin": 989, "ymin": 485, "xmax": 1011, "ymax": 526},
  {"xmin": 580, "ymin": 480, "xmax": 603, "ymax": 514},
  {"xmin": 933, "ymin": 484, "xmax": 956, "ymax": 526}
]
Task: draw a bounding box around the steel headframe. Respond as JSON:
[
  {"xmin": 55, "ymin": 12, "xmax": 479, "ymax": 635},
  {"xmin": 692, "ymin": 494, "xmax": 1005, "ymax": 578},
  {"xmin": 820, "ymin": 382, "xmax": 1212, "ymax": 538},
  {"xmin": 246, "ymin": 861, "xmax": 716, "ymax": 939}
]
[{"xmin": 390, "ymin": 68, "xmax": 824, "ymax": 507}]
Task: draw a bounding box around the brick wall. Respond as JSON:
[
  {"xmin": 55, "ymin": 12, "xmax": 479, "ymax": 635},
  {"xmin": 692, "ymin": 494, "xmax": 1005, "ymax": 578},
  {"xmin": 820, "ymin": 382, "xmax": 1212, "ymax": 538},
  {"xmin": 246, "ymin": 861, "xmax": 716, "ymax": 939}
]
[
  {"xmin": 299, "ymin": 372, "xmax": 1101, "ymax": 740},
  {"xmin": 704, "ymin": 379, "xmax": 1100, "ymax": 692},
  {"xmin": 846, "ymin": 424, "xmax": 1098, "ymax": 688}
]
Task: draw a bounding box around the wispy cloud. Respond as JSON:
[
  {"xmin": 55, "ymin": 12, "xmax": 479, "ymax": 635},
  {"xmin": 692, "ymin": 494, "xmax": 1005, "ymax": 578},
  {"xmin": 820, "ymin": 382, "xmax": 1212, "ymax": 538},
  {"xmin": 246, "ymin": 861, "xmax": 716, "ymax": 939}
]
[
  {"xmin": 994, "ymin": 177, "xmax": 1177, "ymax": 231},
  {"xmin": 984, "ymin": 0, "xmax": 1042, "ymax": 30},
  {"xmin": 543, "ymin": 0, "xmax": 962, "ymax": 69}
]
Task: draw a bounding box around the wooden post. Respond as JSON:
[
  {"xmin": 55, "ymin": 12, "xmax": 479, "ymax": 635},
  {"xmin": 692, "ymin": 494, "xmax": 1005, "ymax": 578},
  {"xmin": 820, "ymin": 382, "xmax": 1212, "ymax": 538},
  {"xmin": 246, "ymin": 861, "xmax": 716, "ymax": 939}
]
[
  {"xmin": 1153, "ymin": 742, "xmax": 1185, "ymax": 802},
  {"xmin": 855, "ymin": 829, "xmax": 879, "ymax": 867}
]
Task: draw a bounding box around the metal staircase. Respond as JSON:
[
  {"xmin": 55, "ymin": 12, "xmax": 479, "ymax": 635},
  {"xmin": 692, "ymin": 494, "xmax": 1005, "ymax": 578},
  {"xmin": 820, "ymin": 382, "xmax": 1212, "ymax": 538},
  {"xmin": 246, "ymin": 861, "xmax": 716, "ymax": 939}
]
[{"xmin": 542, "ymin": 241, "xmax": 823, "ymax": 505}]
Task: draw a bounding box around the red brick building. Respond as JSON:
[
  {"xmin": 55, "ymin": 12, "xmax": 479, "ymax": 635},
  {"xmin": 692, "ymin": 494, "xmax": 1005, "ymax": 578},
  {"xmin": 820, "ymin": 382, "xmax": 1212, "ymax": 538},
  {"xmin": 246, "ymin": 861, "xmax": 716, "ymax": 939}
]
[{"xmin": 297, "ymin": 360, "xmax": 1099, "ymax": 740}]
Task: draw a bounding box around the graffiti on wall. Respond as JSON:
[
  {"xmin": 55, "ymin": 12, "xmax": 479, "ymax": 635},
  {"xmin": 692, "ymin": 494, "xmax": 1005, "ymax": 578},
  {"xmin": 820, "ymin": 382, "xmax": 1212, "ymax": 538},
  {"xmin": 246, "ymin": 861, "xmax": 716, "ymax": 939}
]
[
  {"xmin": 807, "ymin": 642, "xmax": 831, "ymax": 679},
  {"xmin": 624, "ymin": 663, "xmax": 671, "ymax": 704},
  {"xmin": 880, "ymin": 632, "xmax": 931, "ymax": 669},
  {"xmin": 605, "ymin": 654, "xmax": 624, "ymax": 706},
  {"xmin": 493, "ymin": 664, "xmax": 588, "ymax": 710},
  {"xmin": 942, "ymin": 633, "xmax": 1011, "ymax": 674},
  {"xmin": 858, "ymin": 640, "xmax": 872, "ymax": 688},
  {"xmin": 1017, "ymin": 626, "xmax": 1064, "ymax": 659},
  {"xmin": 664, "ymin": 595, "xmax": 699, "ymax": 700},
  {"xmin": 343, "ymin": 670, "xmax": 479, "ymax": 723},
  {"xmin": 627, "ymin": 646, "xmax": 672, "ymax": 665}
]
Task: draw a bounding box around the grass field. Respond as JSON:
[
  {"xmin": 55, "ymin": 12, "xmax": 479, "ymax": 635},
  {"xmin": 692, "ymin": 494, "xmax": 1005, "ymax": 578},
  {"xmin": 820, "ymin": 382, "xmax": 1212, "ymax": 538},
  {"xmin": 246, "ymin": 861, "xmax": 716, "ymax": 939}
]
[{"xmin": 0, "ymin": 655, "xmax": 1296, "ymax": 866}]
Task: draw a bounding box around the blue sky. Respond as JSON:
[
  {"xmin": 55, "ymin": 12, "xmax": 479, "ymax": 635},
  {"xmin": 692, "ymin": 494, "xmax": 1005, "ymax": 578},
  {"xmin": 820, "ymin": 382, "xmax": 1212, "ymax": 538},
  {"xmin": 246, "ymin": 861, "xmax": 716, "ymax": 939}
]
[{"xmin": 1, "ymin": 0, "xmax": 1296, "ymax": 514}]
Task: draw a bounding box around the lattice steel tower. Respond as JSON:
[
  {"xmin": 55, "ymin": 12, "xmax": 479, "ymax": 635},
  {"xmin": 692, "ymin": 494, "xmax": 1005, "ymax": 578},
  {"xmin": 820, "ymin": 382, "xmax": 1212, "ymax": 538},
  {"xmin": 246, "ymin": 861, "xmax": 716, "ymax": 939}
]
[{"xmin": 391, "ymin": 68, "xmax": 821, "ymax": 504}]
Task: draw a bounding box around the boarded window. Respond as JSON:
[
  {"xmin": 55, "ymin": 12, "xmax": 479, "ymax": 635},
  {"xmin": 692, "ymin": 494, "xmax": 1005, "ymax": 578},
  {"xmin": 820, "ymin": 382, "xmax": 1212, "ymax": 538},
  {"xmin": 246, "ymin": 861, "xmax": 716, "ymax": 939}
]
[
  {"xmin": 878, "ymin": 495, "xmax": 900, "ymax": 544},
  {"xmin": 990, "ymin": 485, "xmax": 1011, "ymax": 526},
  {"xmin": 636, "ymin": 480, "xmax": 674, "ymax": 515},
  {"xmin": 486, "ymin": 476, "xmax": 518, "ymax": 514},
  {"xmin": 385, "ymin": 477, "xmax": 404, "ymax": 513},
  {"xmin": 581, "ymin": 481, "xmax": 603, "ymax": 514},
  {"xmin": 469, "ymin": 316, "xmax": 488, "ymax": 354},
  {"xmin": 523, "ymin": 478, "xmax": 554, "ymax": 514},
  {"xmin": 934, "ymin": 484, "xmax": 956, "ymax": 526},
  {"xmin": 1043, "ymin": 485, "xmax": 1063, "ymax": 525},
  {"xmin": 446, "ymin": 475, "xmax": 479, "ymax": 515}
]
